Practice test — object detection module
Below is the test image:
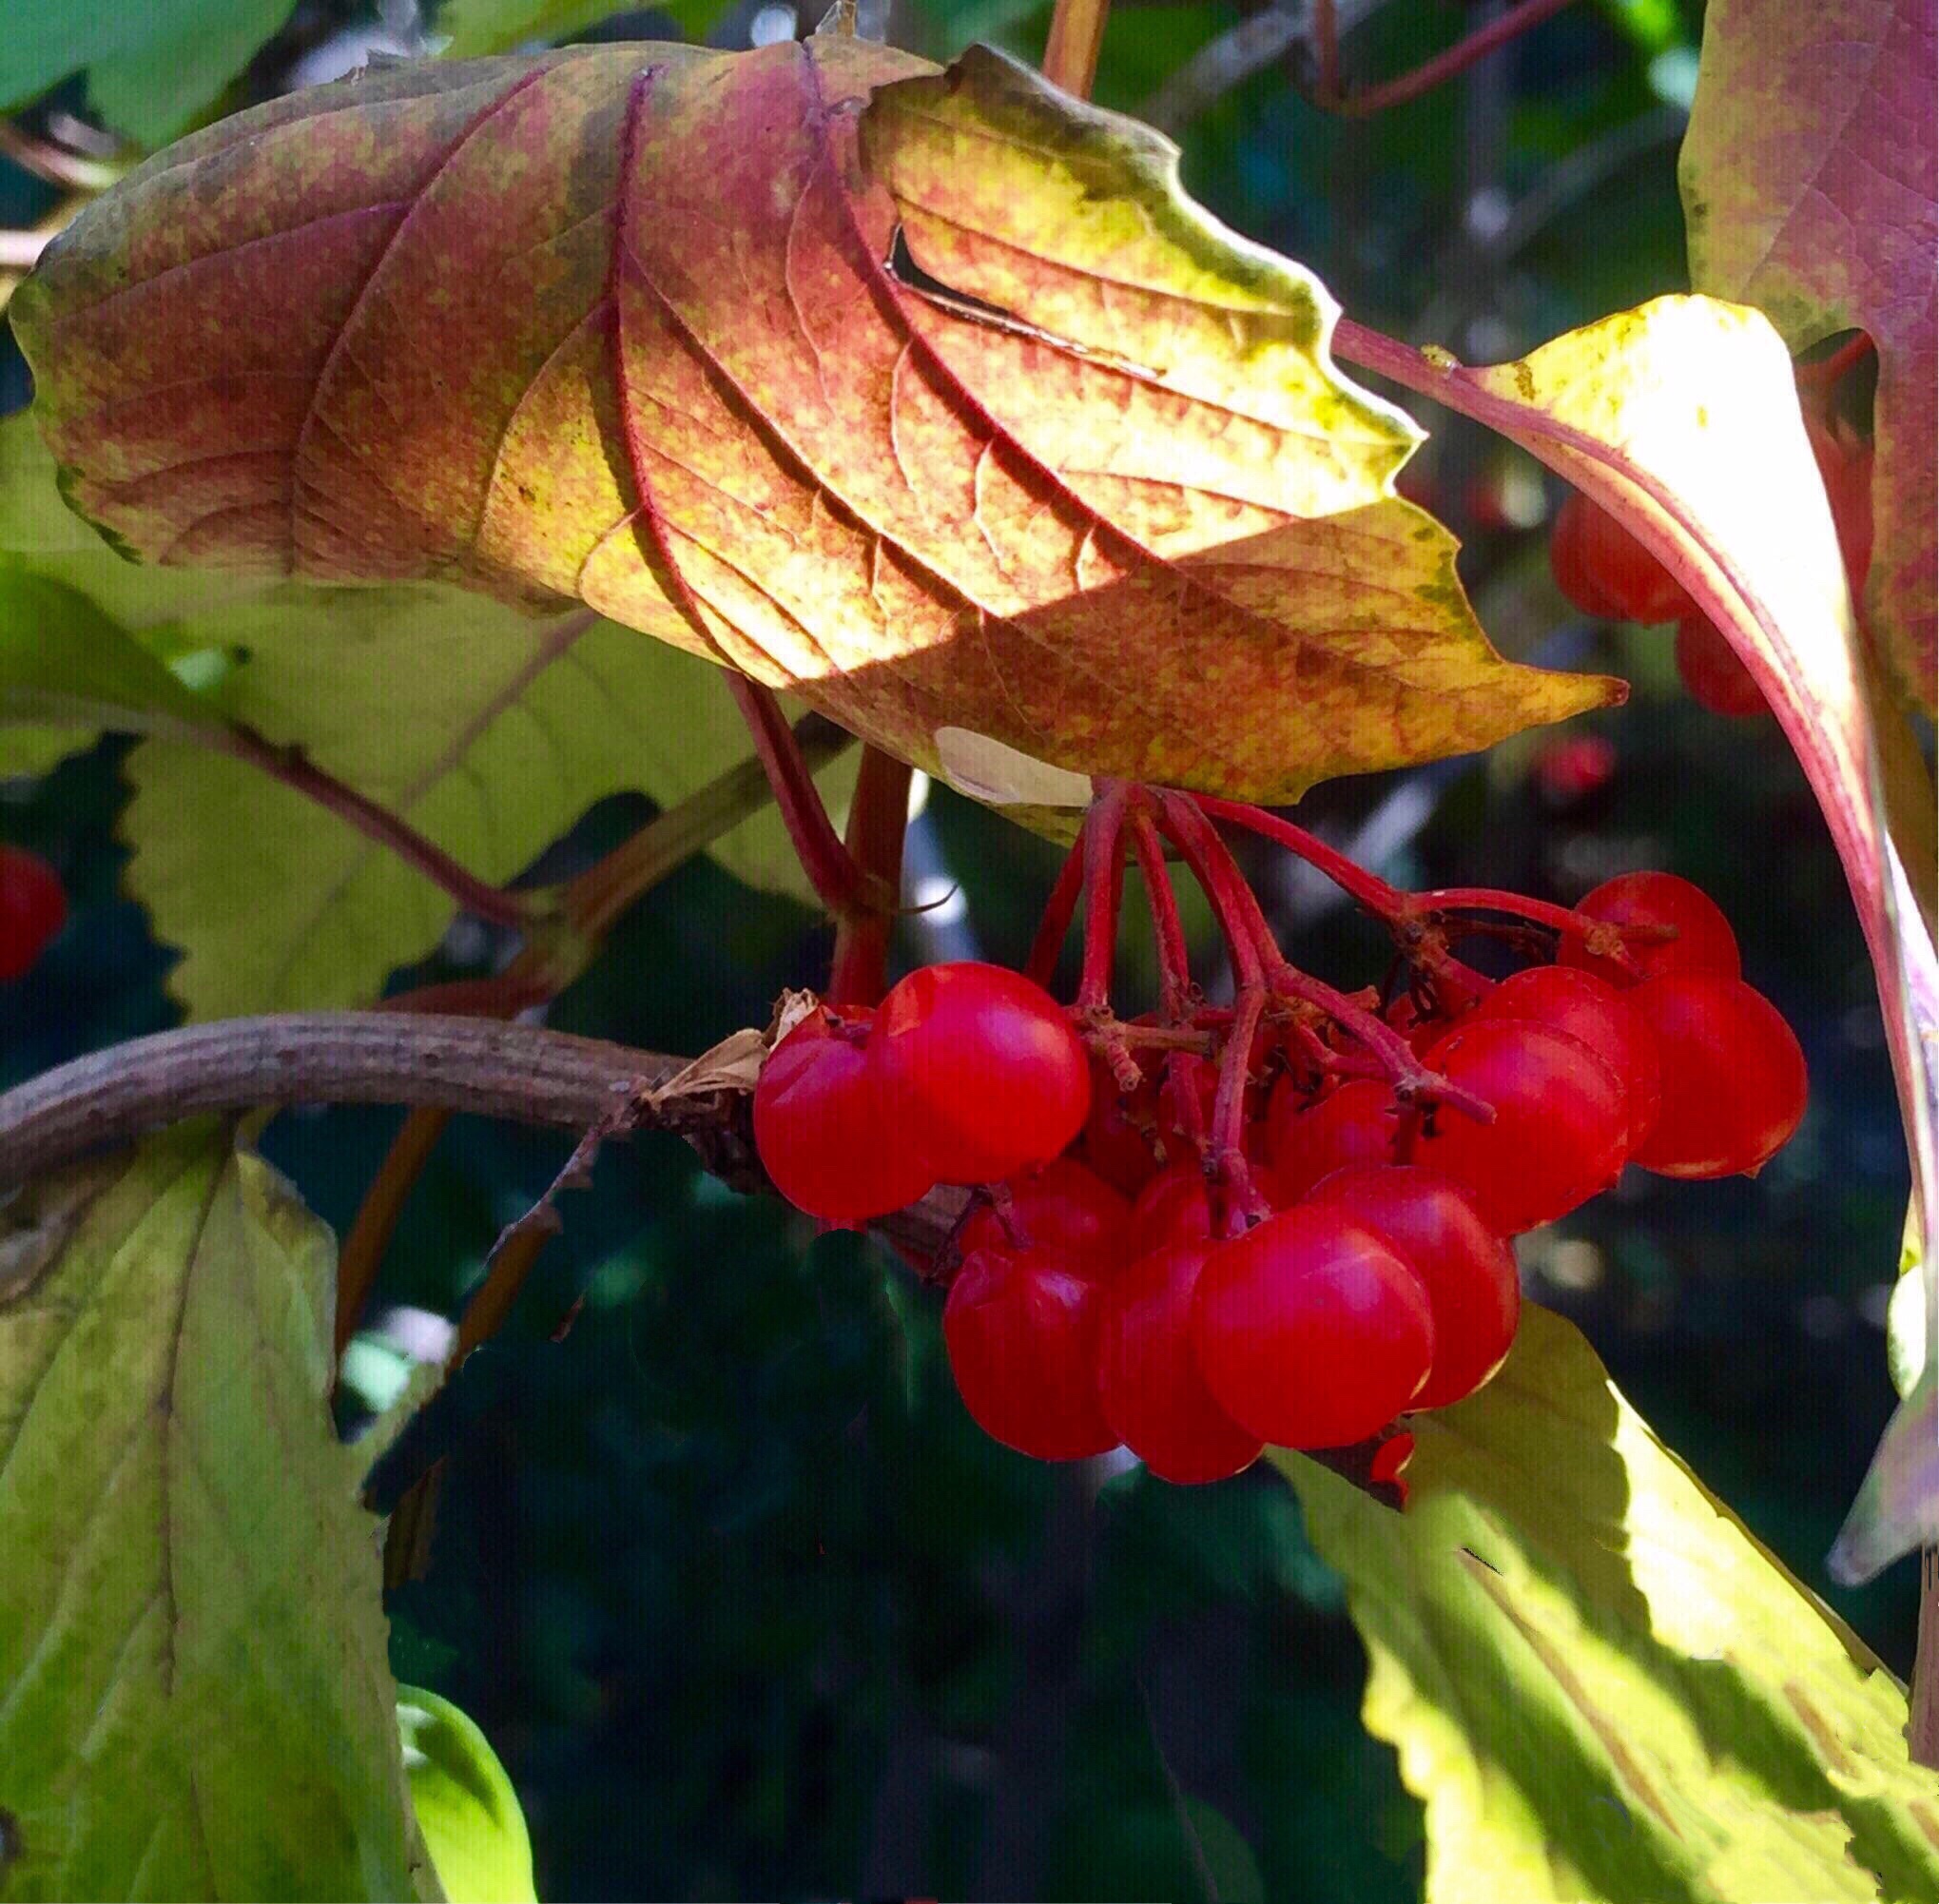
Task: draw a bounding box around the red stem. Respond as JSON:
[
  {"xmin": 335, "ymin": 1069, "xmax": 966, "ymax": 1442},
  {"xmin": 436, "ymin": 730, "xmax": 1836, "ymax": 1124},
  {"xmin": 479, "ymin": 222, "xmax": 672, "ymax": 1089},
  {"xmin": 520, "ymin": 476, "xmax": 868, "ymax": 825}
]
[
  {"xmin": 727, "ymin": 675, "xmax": 872, "ymax": 922},
  {"xmin": 827, "ymin": 745, "xmax": 913, "ymax": 1006},
  {"xmin": 1310, "ymin": 0, "xmax": 1341, "ymax": 102},
  {"xmin": 1077, "ymin": 783, "xmax": 1132, "ymax": 1013},
  {"xmin": 1336, "ymin": 0, "xmax": 1580, "ymax": 117},
  {"xmin": 1195, "ymin": 794, "xmax": 1408, "ymax": 922},
  {"xmin": 1027, "ymin": 820, "xmax": 1089, "ymax": 990},
  {"xmin": 1127, "ymin": 806, "xmax": 1193, "ymax": 1022},
  {"xmin": 224, "ymin": 726, "xmax": 533, "ymax": 931},
  {"xmin": 1794, "ymin": 332, "xmax": 1875, "ymax": 390}
]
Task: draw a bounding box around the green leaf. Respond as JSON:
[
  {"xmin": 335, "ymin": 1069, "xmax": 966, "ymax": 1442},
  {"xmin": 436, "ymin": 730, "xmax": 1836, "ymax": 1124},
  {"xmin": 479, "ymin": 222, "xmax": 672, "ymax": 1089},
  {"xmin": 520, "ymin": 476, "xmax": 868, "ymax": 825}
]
[
  {"xmin": 12, "ymin": 41, "xmax": 1617, "ymax": 810},
  {"xmin": 0, "ymin": 413, "xmax": 852, "ymax": 1014},
  {"xmin": 434, "ymin": 0, "xmax": 733, "ymax": 58},
  {"xmin": 397, "ymin": 1688, "xmax": 535, "ymax": 1904},
  {"xmin": 119, "ymin": 593, "xmax": 852, "ymax": 1016},
  {"xmin": 0, "ymin": 1127, "xmax": 438, "ymax": 1901},
  {"xmin": 1274, "ymin": 1306, "xmax": 1939, "ymax": 1904},
  {"xmin": 0, "ymin": 0, "xmax": 296, "ymax": 147}
]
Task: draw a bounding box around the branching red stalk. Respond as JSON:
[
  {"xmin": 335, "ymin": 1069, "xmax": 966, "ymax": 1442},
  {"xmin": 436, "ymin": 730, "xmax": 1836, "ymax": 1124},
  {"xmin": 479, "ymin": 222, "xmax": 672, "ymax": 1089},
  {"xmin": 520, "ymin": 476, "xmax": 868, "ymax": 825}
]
[
  {"xmin": 1027, "ymin": 820, "xmax": 1089, "ymax": 989},
  {"xmin": 1414, "ymin": 886, "xmax": 1652, "ymax": 974},
  {"xmin": 1195, "ymin": 793, "xmax": 1407, "ymax": 919},
  {"xmin": 827, "ymin": 745, "xmax": 913, "ymax": 1006},
  {"xmin": 1077, "ymin": 783, "xmax": 1132, "ymax": 1014},
  {"xmin": 726, "ymin": 674, "xmax": 875, "ymax": 922},
  {"xmin": 1127, "ymin": 806, "xmax": 1193, "ymax": 1022}
]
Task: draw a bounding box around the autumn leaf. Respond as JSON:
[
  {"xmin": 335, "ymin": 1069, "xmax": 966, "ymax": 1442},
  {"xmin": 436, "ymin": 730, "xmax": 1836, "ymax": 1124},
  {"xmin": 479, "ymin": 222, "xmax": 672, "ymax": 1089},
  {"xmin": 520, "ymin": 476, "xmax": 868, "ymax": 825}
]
[
  {"xmin": 10, "ymin": 41, "xmax": 1617, "ymax": 809},
  {"xmin": 1680, "ymin": 0, "xmax": 1938, "ymax": 712}
]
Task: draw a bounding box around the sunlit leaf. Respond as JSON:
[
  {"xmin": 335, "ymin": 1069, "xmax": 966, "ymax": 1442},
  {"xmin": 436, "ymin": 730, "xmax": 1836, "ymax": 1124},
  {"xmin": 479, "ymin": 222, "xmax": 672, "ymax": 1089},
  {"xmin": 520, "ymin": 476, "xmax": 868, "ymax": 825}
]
[
  {"xmin": 1680, "ymin": 0, "xmax": 1937, "ymax": 711},
  {"xmin": 397, "ymin": 1686, "xmax": 535, "ymax": 1904},
  {"xmin": 11, "ymin": 42, "xmax": 1616, "ymax": 810},
  {"xmin": 1275, "ymin": 1307, "xmax": 1939, "ymax": 1904},
  {"xmin": 0, "ymin": 1127, "xmax": 437, "ymax": 1901}
]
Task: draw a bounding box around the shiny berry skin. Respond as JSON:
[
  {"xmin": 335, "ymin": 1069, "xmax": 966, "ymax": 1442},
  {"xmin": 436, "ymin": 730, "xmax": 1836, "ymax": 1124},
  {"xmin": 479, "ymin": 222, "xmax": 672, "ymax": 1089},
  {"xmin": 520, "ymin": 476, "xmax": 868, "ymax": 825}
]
[
  {"xmin": 1192, "ymin": 1205, "xmax": 1435, "ymax": 1448},
  {"xmin": 1260, "ymin": 1077, "xmax": 1399, "ymax": 1203},
  {"xmin": 877, "ymin": 962, "xmax": 1091, "ymax": 1184},
  {"xmin": 0, "ymin": 845, "xmax": 66, "ymax": 981},
  {"xmin": 753, "ymin": 1006, "xmax": 935, "ymax": 1224},
  {"xmin": 1675, "ymin": 612, "xmax": 1768, "ymax": 718},
  {"xmin": 1416, "ymin": 1020, "xmax": 1630, "ymax": 1234},
  {"xmin": 1627, "ymin": 975, "xmax": 1808, "ymax": 1178},
  {"xmin": 1131, "ymin": 1162, "xmax": 1213, "ymax": 1245},
  {"xmin": 1471, "ymin": 965, "xmax": 1661, "ymax": 1150},
  {"xmin": 1561, "ymin": 871, "xmax": 1742, "ymax": 988},
  {"xmin": 1548, "ymin": 491, "xmax": 1691, "ymax": 624},
  {"xmin": 1096, "ymin": 1242, "xmax": 1263, "ymax": 1484},
  {"xmin": 943, "ymin": 1245, "xmax": 1118, "ymax": 1460},
  {"xmin": 1306, "ymin": 1165, "xmax": 1520, "ymax": 1409},
  {"xmin": 958, "ymin": 1157, "xmax": 1131, "ymax": 1270}
]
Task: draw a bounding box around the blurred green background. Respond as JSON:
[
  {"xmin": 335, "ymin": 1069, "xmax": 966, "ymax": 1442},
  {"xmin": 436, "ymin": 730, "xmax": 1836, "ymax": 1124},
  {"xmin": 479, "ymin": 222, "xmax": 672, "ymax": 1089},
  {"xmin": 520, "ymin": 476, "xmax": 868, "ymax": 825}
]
[{"xmin": 0, "ymin": 2, "xmax": 1917, "ymax": 1899}]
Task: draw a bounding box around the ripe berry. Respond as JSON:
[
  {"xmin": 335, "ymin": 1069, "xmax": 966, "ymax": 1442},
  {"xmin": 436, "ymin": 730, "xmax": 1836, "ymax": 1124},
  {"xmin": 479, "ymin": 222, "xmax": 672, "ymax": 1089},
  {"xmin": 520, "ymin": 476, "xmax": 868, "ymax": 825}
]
[
  {"xmin": 1471, "ymin": 965, "xmax": 1661, "ymax": 1150},
  {"xmin": 958, "ymin": 1156, "xmax": 1131, "ymax": 1270},
  {"xmin": 753, "ymin": 1006, "xmax": 935, "ymax": 1223},
  {"xmin": 943, "ymin": 1245, "xmax": 1118, "ymax": 1460},
  {"xmin": 877, "ymin": 962, "xmax": 1091, "ymax": 1183},
  {"xmin": 1260, "ymin": 1077, "xmax": 1399, "ymax": 1203},
  {"xmin": 1548, "ymin": 491, "xmax": 1691, "ymax": 625},
  {"xmin": 1416, "ymin": 1020, "xmax": 1630, "ymax": 1234},
  {"xmin": 1306, "ymin": 1165, "xmax": 1519, "ymax": 1409},
  {"xmin": 1192, "ymin": 1205, "xmax": 1435, "ymax": 1448},
  {"xmin": 1096, "ymin": 1242, "xmax": 1263, "ymax": 1484},
  {"xmin": 1561, "ymin": 871, "xmax": 1741, "ymax": 987},
  {"xmin": 0, "ymin": 844, "xmax": 66, "ymax": 981},
  {"xmin": 1627, "ymin": 974, "xmax": 1807, "ymax": 1178},
  {"xmin": 1675, "ymin": 612, "xmax": 1768, "ymax": 718},
  {"xmin": 1131, "ymin": 1162, "xmax": 1213, "ymax": 1245}
]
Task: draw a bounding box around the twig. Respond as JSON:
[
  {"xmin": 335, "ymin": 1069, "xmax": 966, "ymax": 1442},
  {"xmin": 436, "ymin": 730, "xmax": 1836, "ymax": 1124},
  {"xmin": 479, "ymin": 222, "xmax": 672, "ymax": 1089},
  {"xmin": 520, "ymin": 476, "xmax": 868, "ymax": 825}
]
[
  {"xmin": 0, "ymin": 120, "xmax": 122, "ymax": 192},
  {"xmin": 337, "ymin": 1106, "xmax": 454, "ymax": 1356},
  {"xmin": 1324, "ymin": 0, "xmax": 1580, "ymax": 116},
  {"xmin": 0, "ymin": 228, "xmax": 49, "ymax": 272},
  {"xmin": 1042, "ymin": 0, "xmax": 1113, "ymax": 98},
  {"xmin": 1913, "ymin": 1552, "xmax": 1939, "ymax": 1768},
  {"xmin": 1026, "ymin": 821, "xmax": 1090, "ymax": 990}
]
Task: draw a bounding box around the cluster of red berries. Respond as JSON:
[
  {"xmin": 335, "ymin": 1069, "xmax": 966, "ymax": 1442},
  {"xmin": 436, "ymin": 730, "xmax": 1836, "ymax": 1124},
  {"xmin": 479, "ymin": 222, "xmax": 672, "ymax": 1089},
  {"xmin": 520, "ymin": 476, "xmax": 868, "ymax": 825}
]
[
  {"xmin": 0, "ymin": 843, "xmax": 65, "ymax": 981},
  {"xmin": 1548, "ymin": 405, "xmax": 1872, "ymax": 718},
  {"xmin": 752, "ymin": 869, "xmax": 1805, "ymax": 1486}
]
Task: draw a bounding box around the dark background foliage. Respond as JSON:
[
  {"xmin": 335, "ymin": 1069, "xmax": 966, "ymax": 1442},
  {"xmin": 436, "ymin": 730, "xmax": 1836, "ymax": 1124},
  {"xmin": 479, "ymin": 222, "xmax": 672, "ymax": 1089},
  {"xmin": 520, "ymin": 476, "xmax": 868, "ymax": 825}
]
[{"xmin": 0, "ymin": 2, "xmax": 1915, "ymax": 1898}]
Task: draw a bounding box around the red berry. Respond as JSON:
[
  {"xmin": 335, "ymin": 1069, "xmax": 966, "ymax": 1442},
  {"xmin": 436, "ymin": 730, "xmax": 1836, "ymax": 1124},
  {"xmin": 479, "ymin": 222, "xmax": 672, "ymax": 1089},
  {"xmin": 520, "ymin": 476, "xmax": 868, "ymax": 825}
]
[
  {"xmin": 876, "ymin": 962, "xmax": 1091, "ymax": 1184},
  {"xmin": 753, "ymin": 1006, "xmax": 935, "ymax": 1224},
  {"xmin": 1369, "ymin": 1430, "xmax": 1416, "ymax": 1489},
  {"xmin": 1096, "ymin": 1242, "xmax": 1263, "ymax": 1484},
  {"xmin": 1131, "ymin": 1162, "xmax": 1213, "ymax": 1245},
  {"xmin": 1471, "ymin": 965, "xmax": 1661, "ymax": 1150},
  {"xmin": 958, "ymin": 1157, "xmax": 1131, "ymax": 1271},
  {"xmin": 1675, "ymin": 612, "xmax": 1768, "ymax": 718},
  {"xmin": 943, "ymin": 1245, "xmax": 1118, "ymax": 1460},
  {"xmin": 1416, "ymin": 1020, "xmax": 1630, "ymax": 1234},
  {"xmin": 1627, "ymin": 975, "xmax": 1808, "ymax": 1178},
  {"xmin": 1260, "ymin": 1077, "xmax": 1399, "ymax": 1203},
  {"xmin": 1306, "ymin": 1165, "xmax": 1520, "ymax": 1409},
  {"xmin": 1078, "ymin": 1060, "xmax": 1161, "ymax": 1196},
  {"xmin": 1560, "ymin": 871, "xmax": 1742, "ymax": 987},
  {"xmin": 1192, "ymin": 1205, "xmax": 1435, "ymax": 1448},
  {"xmin": 0, "ymin": 845, "xmax": 66, "ymax": 981},
  {"xmin": 1549, "ymin": 491, "xmax": 1691, "ymax": 624},
  {"xmin": 1530, "ymin": 734, "xmax": 1618, "ymax": 808}
]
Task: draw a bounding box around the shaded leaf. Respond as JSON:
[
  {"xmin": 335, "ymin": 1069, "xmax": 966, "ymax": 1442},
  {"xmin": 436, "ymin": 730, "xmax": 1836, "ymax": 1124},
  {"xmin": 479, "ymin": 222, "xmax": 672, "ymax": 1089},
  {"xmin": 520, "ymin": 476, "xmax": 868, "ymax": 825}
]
[
  {"xmin": 0, "ymin": 1127, "xmax": 437, "ymax": 1901},
  {"xmin": 0, "ymin": 0, "xmax": 295, "ymax": 148},
  {"xmin": 11, "ymin": 42, "xmax": 1616, "ymax": 808},
  {"xmin": 397, "ymin": 1686, "xmax": 535, "ymax": 1904},
  {"xmin": 1680, "ymin": 0, "xmax": 1937, "ymax": 711},
  {"xmin": 1275, "ymin": 1307, "xmax": 1939, "ymax": 1904}
]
